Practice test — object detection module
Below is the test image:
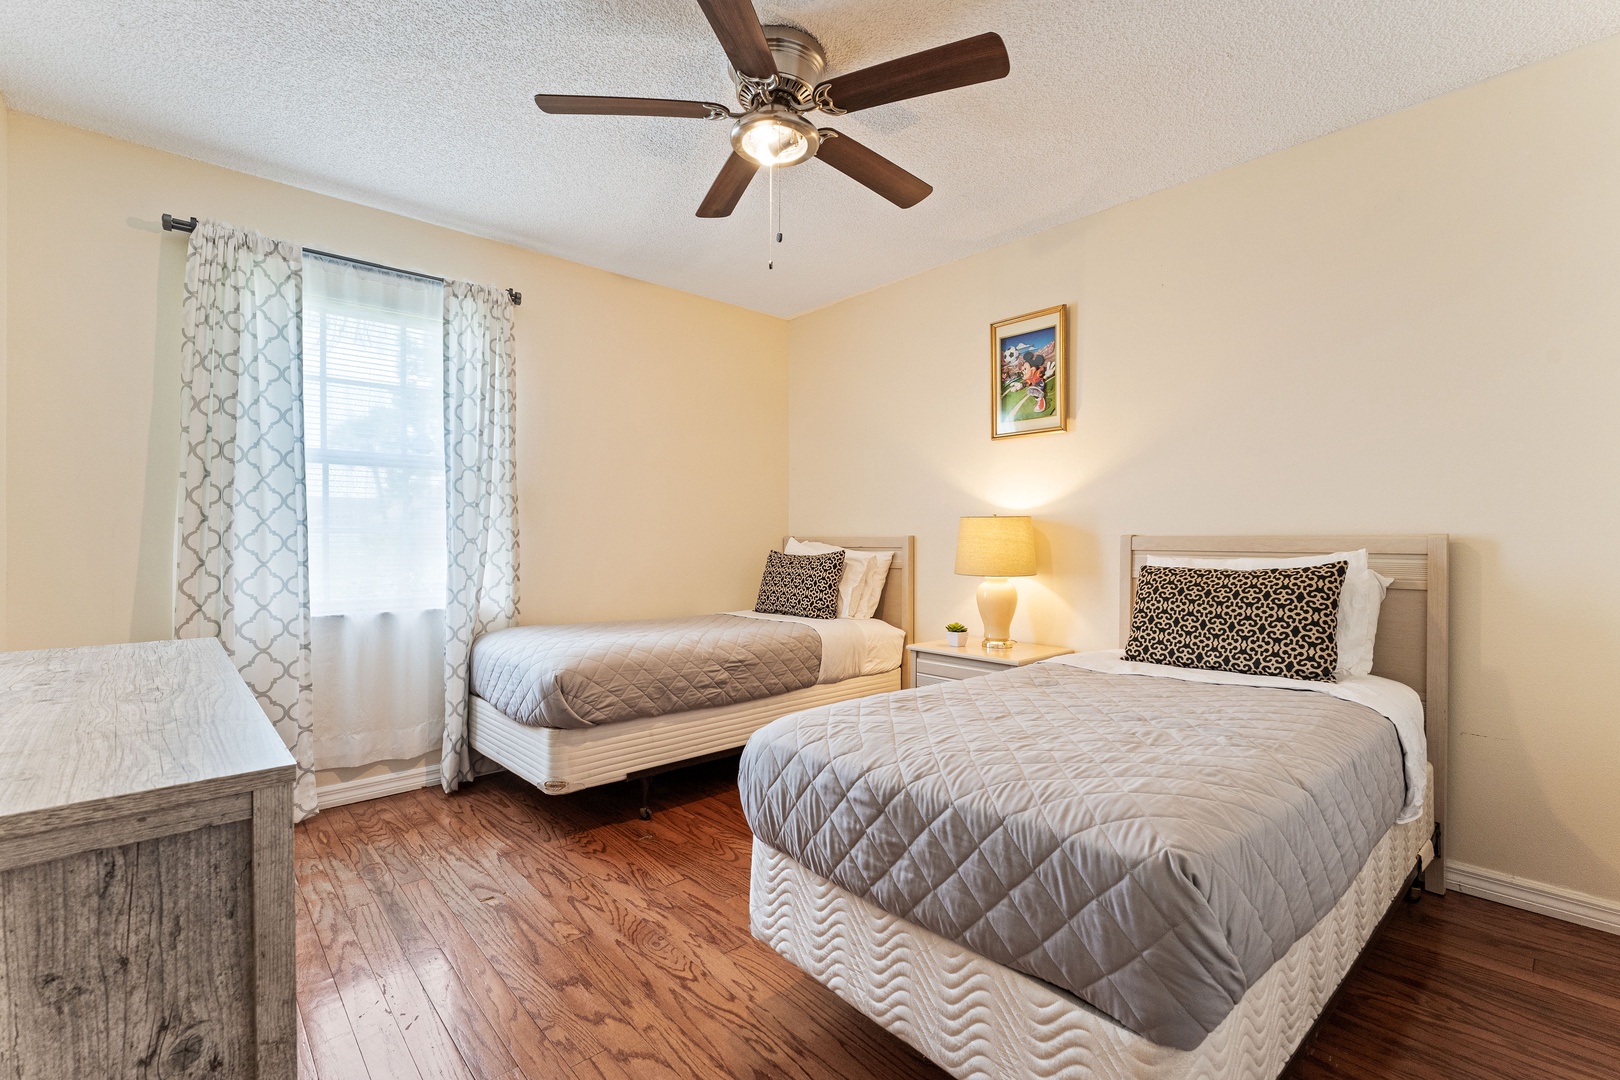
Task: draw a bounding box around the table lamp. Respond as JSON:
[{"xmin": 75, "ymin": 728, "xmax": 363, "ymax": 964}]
[{"xmin": 954, "ymin": 515, "xmax": 1037, "ymax": 649}]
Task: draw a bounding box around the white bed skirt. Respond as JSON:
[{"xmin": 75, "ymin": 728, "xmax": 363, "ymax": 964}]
[
  {"xmin": 469, "ymin": 669, "xmax": 902, "ymax": 795},
  {"xmin": 750, "ymin": 764, "xmax": 1435, "ymax": 1080}
]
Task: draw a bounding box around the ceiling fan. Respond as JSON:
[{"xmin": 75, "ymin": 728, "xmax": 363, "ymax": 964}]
[{"xmin": 533, "ymin": 0, "xmax": 1011, "ymax": 218}]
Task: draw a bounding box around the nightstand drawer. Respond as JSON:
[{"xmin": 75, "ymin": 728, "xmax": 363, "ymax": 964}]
[
  {"xmin": 914, "ymin": 672, "xmax": 956, "ymax": 687},
  {"xmin": 914, "ymin": 653, "xmax": 1005, "ymax": 682}
]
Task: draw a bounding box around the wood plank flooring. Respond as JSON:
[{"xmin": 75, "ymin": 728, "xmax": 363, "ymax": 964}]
[{"xmin": 295, "ymin": 758, "xmax": 1620, "ymax": 1079}]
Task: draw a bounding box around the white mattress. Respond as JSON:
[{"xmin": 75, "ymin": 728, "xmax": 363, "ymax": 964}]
[
  {"xmin": 728, "ymin": 611, "xmax": 906, "ymax": 683},
  {"xmin": 470, "ymin": 669, "xmax": 902, "ymax": 795},
  {"xmin": 750, "ymin": 763, "xmax": 1436, "ymax": 1080}
]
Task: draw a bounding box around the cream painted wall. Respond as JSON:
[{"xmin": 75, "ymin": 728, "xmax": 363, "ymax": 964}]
[
  {"xmin": 788, "ymin": 37, "xmax": 1620, "ymax": 903},
  {"xmin": 4, "ymin": 113, "xmax": 788, "ymax": 653},
  {"xmin": 0, "ymin": 96, "xmax": 9, "ymax": 649}
]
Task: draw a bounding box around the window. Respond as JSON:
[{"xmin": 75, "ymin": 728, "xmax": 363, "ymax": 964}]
[{"xmin": 302, "ymin": 254, "xmax": 446, "ymax": 615}]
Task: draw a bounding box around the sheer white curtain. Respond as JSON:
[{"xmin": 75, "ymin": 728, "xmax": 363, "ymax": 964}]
[
  {"xmin": 175, "ymin": 221, "xmax": 316, "ymax": 817},
  {"xmin": 302, "ymin": 254, "xmax": 449, "ymax": 771},
  {"xmin": 441, "ymin": 281, "xmax": 520, "ymax": 790}
]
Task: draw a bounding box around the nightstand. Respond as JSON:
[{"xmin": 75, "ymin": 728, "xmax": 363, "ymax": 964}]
[{"xmin": 908, "ymin": 638, "xmax": 1074, "ymax": 686}]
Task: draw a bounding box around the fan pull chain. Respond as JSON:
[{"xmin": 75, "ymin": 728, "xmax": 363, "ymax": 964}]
[{"xmin": 767, "ymin": 164, "xmax": 777, "ymax": 270}]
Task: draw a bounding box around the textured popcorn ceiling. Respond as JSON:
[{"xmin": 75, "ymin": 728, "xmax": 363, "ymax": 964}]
[{"xmin": 3, "ymin": 1, "xmax": 1618, "ymax": 317}]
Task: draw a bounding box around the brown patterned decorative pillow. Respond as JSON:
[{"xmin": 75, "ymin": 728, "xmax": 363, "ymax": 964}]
[
  {"xmin": 754, "ymin": 550, "xmax": 845, "ymax": 620},
  {"xmin": 1125, "ymin": 562, "xmax": 1347, "ymax": 682}
]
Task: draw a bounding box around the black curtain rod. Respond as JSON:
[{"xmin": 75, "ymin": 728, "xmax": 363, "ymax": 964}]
[
  {"xmin": 162, "ymin": 214, "xmax": 522, "ymax": 306},
  {"xmin": 303, "ymin": 246, "xmax": 442, "ymax": 285}
]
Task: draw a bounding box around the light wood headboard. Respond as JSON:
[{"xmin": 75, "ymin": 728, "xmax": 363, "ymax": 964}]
[
  {"xmin": 785, "ymin": 535, "xmax": 917, "ymax": 686},
  {"xmin": 1120, "ymin": 534, "xmax": 1450, "ymax": 892}
]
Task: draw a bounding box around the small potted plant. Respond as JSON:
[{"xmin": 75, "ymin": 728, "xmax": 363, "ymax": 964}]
[{"xmin": 945, "ymin": 622, "xmax": 969, "ymax": 647}]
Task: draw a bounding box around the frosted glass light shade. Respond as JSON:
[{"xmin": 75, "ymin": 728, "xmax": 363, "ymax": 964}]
[
  {"xmin": 954, "ymin": 516, "xmax": 1037, "ymax": 578},
  {"xmin": 730, "ymin": 109, "xmax": 819, "ymax": 167}
]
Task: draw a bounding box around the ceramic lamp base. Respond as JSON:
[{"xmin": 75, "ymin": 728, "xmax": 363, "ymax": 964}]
[{"xmin": 976, "ymin": 577, "xmax": 1019, "ymax": 649}]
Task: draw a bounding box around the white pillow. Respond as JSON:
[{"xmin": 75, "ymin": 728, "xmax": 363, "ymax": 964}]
[
  {"xmin": 783, "ymin": 539, "xmax": 873, "ymax": 618},
  {"xmin": 851, "ymin": 551, "xmax": 895, "ymax": 619},
  {"xmin": 1141, "ymin": 549, "xmax": 1392, "ymax": 677},
  {"xmin": 785, "ymin": 539, "xmax": 894, "ymax": 620}
]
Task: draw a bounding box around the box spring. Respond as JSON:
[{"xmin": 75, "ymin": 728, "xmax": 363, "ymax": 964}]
[
  {"xmin": 750, "ymin": 764, "xmax": 1435, "ymax": 1080},
  {"xmin": 469, "ymin": 669, "xmax": 902, "ymax": 794}
]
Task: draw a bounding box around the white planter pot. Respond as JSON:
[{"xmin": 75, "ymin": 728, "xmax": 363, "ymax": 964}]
[{"xmin": 945, "ymin": 631, "xmax": 968, "ymax": 647}]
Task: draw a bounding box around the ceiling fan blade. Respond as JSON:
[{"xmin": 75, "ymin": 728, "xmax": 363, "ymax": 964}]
[
  {"xmin": 815, "ymin": 130, "xmax": 932, "ymax": 208},
  {"xmin": 534, "ymin": 94, "xmax": 729, "ymax": 119},
  {"xmin": 695, "ymin": 0, "xmax": 777, "ymax": 80},
  {"xmin": 814, "ymin": 32, "xmax": 1009, "ymax": 114},
  {"xmin": 696, "ymin": 153, "xmax": 760, "ymax": 218}
]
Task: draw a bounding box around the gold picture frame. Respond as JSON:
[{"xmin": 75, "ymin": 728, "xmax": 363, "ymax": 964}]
[{"xmin": 990, "ymin": 304, "xmax": 1068, "ymax": 439}]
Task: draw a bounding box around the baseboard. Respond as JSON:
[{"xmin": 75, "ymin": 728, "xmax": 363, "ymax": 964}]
[
  {"xmin": 1447, "ymin": 860, "xmax": 1620, "ymax": 936},
  {"xmin": 316, "ymin": 764, "xmax": 441, "ymax": 809}
]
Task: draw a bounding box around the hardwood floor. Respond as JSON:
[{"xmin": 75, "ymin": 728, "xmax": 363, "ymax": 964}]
[{"xmin": 296, "ymin": 759, "xmax": 1620, "ymax": 1080}]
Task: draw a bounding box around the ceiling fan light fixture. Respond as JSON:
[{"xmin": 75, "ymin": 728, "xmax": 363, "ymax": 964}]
[
  {"xmin": 731, "ymin": 108, "xmax": 819, "ymax": 167},
  {"xmin": 533, "ymin": 0, "xmax": 1012, "ymax": 217}
]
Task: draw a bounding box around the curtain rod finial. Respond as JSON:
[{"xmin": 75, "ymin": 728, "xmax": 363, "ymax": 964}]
[{"xmin": 506, "ymin": 288, "xmax": 522, "ymax": 307}]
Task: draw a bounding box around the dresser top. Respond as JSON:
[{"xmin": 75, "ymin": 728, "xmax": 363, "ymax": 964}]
[{"xmin": 0, "ymin": 638, "xmax": 295, "ymax": 822}]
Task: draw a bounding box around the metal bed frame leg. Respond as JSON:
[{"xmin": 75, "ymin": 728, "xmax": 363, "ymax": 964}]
[
  {"xmin": 1407, "ymin": 821, "xmax": 1443, "ymax": 903},
  {"xmin": 1406, "ymin": 858, "xmax": 1427, "ymax": 903},
  {"xmin": 626, "ymin": 748, "xmax": 740, "ymax": 821}
]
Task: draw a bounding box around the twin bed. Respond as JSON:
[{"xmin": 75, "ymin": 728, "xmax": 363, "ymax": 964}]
[
  {"xmin": 742, "ymin": 534, "xmax": 1448, "ymax": 1080},
  {"xmin": 458, "ymin": 531, "xmax": 1448, "ymax": 1079},
  {"xmin": 465, "ymin": 537, "xmax": 914, "ymax": 814}
]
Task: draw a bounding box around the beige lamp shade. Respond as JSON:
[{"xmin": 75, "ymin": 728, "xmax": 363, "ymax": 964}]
[{"xmin": 954, "ymin": 515, "xmax": 1037, "ymax": 578}]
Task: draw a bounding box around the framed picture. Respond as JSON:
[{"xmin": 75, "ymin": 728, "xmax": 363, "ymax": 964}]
[{"xmin": 990, "ymin": 304, "xmax": 1068, "ymax": 439}]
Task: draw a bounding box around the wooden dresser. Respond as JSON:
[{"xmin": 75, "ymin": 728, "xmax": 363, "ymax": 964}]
[{"xmin": 0, "ymin": 638, "xmax": 297, "ymax": 1079}]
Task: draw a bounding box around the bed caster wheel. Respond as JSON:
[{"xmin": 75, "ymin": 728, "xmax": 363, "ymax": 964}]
[{"xmin": 639, "ymin": 807, "xmax": 652, "ymax": 821}]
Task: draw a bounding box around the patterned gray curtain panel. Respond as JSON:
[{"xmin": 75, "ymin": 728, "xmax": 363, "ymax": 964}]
[
  {"xmin": 440, "ymin": 281, "xmax": 521, "ymax": 790},
  {"xmin": 174, "ymin": 220, "xmax": 316, "ymax": 819}
]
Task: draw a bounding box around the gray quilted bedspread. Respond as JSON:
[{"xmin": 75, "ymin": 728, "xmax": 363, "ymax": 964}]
[
  {"xmin": 739, "ymin": 663, "xmax": 1404, "ymax": 1050},
  {"xmin": 472, "ymin": 614, "xmax": 821, "ymax": 729}
]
